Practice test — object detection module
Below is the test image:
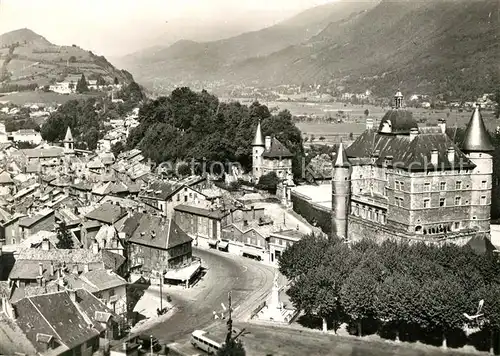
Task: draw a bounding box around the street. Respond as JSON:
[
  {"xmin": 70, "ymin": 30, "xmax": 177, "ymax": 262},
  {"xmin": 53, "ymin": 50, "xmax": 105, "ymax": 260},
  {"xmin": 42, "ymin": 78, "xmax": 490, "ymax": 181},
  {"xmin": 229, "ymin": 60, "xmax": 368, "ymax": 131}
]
[{"xmin": 138, "ymin": 247, "xmax": 276, "ymax": 343}]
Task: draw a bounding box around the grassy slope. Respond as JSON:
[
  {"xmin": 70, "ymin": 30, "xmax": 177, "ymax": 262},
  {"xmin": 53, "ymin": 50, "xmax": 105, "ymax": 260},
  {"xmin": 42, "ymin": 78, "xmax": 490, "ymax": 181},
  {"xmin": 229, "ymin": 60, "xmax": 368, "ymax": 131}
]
[{"xmin": 0, "ymin": 29, "xmax": 133, "ymax": 87}]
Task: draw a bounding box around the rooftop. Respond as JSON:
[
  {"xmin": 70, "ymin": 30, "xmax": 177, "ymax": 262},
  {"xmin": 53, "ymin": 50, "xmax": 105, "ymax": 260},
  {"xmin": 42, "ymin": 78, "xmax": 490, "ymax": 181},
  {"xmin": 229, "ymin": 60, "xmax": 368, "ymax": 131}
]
[{"xmin": 85, "ymin": 203, "xmax": 127, "ymax": 224}]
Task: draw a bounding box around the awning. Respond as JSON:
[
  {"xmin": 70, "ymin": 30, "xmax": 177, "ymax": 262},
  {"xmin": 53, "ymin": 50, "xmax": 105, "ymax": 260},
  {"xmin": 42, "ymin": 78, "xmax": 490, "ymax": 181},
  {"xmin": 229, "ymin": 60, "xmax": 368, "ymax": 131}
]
[
  {"xmin": 218, "ymin": 241, "xmax": 229, "ymax": 249},
  {"xmin": 208, "ymin": 239, "xmax": 218, "ymax": 246},
  {"xmin": 242, "ymin": 246, "xmax": 263, "ymax": 258},
  {"xmin": 164, "ymin": 261, "xmax": 202, "ymax": 281}
]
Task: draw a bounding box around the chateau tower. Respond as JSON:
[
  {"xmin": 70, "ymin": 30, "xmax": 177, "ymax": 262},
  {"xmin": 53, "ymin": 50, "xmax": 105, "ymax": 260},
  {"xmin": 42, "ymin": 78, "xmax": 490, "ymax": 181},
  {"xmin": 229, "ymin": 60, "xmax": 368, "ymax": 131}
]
[
  {"xmin": 64, "ymin": 127, "xmax": 74, "ymax": 152},
  {"xmin": 331, "ymin": 141, "xmax": 351, "ymax": 240},
  {"xmin": 394, "ymin": 90, "xmax": 404, "ymax": 109},
  {"xmin": 252, "ymin": 121, "xmax": 265, "ymax": 179},
  {"xmin": 460, "ymin": 104, "xmax": 494, "ymax": 234}
]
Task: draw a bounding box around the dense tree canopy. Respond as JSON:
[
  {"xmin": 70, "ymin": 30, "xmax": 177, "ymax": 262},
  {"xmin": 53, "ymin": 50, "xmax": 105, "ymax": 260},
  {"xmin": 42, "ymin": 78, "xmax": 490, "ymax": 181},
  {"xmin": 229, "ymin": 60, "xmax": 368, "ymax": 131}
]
[
  {"xmin": 127, "ymin": 87, "xmax": 303, "ymax": 178},
  {"xmin": 279, "ymin": 235, "xmax": 500, "ymax": 349},
  {"xmin": 76, "ymin": 74, "xmax": 89, "ymax": 93},
  {"xmin": 41, "ymin": 98, "xmax": 103, "ymax": 150}
]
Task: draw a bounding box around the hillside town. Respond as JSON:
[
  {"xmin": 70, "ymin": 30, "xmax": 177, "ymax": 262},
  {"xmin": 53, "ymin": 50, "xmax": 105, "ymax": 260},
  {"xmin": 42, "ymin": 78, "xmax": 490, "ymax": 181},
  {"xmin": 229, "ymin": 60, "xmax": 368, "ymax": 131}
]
[{"xmin": 1, "ymin": 0, "xmax": 500, "ymax": 355}]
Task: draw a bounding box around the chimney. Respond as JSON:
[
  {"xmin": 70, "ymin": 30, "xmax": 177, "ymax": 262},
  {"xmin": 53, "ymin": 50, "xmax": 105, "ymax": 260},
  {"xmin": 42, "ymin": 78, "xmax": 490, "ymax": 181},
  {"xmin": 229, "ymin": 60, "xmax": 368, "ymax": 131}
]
[
  {"xmin": 84, "ymin": 263, "xmax": 89, "ymax": 273},
  {"xmin": 72, "ymin": 264, "xmax": 79, "ymax": 274},
  {"xmin": 41, "ymin": 238, "xmax": 50, "ymax": 251},
  {"xmin": 92, "ymin": 240, "xmax": 99, "ymax": 254},
  {"xmin": 438, "ymin": 119, "xmax": 446, "ymax": 134},
  {"xmin": 69, "ymin": 289, "xmax": 76, "ymax": 303},
  {"xmin": 431, "ymin": 149, "xmax": 439, "ymax": 166},
  {"xmin": 409, "ymin": 128, "xmax": 419, "ymax": 142},
  {"xmin": 49, "ymin": 261, "xmax": 54, "ymax": 276},
  {"xmin": 366, "ymin": 117, "xmax": 374, "ymax": 130},
  {"xmin": 447, "ymin": 147, "xmax": 455, "ymax": 163},
  {"xmin": 38, "ymin": 262, "xmax": 43, "ymax": 277},
  {"xmin": 265, "ymin": 136, "xmax": 272, "ymax": 151}
]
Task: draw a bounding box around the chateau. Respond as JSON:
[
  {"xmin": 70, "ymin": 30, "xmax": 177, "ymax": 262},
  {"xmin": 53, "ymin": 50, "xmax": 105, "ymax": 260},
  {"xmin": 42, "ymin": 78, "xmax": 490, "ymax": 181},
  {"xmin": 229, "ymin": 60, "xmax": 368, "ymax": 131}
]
[
  {"xmin": 332, "ymin": 92, "xmax": 493, "ymax": 243},
  {"xmin": 252, "ymin": 121, "xmax": 293, "ymax": 180}
]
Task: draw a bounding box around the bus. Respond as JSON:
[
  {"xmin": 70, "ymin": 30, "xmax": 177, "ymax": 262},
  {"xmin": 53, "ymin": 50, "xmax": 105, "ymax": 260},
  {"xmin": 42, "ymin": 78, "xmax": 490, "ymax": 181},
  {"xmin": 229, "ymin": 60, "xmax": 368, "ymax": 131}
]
[{"xmin": 190, "ymin": 330, "xmax": 224, "ymax": 354}]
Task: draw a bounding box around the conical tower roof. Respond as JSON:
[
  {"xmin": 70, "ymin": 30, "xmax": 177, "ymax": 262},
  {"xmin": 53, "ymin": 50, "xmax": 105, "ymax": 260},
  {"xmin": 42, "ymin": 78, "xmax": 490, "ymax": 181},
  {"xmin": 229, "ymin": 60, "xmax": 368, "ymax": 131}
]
[
  {"xmin": 334, "ymin": 141, "xmax": 350, "ymax": 168},
  {"xmin": 64, "ymin": 127, "xmax": 74, "ymax": 142},
  {"xmin": 461, "ymin": 105, "xmax": 494, "ymax": 152},
  {"xmin": 252, "ymin": 121, "xmax": 264, "ymax": 146}
]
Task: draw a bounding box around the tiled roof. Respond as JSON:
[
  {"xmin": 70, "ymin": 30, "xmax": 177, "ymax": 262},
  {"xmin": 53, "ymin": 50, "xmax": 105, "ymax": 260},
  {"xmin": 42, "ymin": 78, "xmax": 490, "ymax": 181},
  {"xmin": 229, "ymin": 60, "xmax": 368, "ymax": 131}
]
[
  {"xmin": 262, "ymin": 137, "xmax": 293, "ymax": 159},
  {"xmin": 16, "ymin": 248, "xmax": 105, "ymax": 265},
  {"xmin": 0, "ymin": 312, "xmax": 38, "ymax": 355},
  {"xmin": 80, "ymin": 269, "xmax": 127, "ymax": 291},
  {"xmin": 0, "ymin": 171, "xmax": 13, "ymax": 184},
  {"xmin": 14, "ymin": 290, "xmax": 100, "ymax": 351},
  {"xmin": 126, "ymin": 213, "xmax": 192, "ymax": 250},
  {"xmin": 85, "ymin": 203, "xmax": 127, "ymax": 224},
  {"xmin": 19, "ymin": 208, "xmax": 54, "ymax": 228},
  {"xmin": 101, "ymin": 250, "xmax": 126, "ymax": 272},
  {"xmin": 75, "ymin": 289, "xmax": 122, "ymax": 331},
  {"xmin": 174, "ymin": 203, "xmax": 231, "ymax": 220},
  {"xmin": 139, "ymin": 181, "xmax": 182, "ymax": 200},
  {"xmin": 346, "ymin": 127, "xmax": 475, "ymax": 171},
  {"xmin": 20, "ymin": 147, "xmax": 64, "ymax": 158}
]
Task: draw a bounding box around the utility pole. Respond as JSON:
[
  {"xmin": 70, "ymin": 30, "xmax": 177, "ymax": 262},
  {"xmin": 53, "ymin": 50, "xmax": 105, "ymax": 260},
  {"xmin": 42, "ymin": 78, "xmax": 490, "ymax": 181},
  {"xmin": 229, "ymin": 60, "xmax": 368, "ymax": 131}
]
[
  {"xmin": 150, "ymin": 335, "xmax": 153, "ymax": 356},
  {"xmin": 159, "ymin": 272, "xmax": 163, "ymax": 311},
  {"xmin": 226, "ymin": 291, "xmax": 233, "ymax": 344}
]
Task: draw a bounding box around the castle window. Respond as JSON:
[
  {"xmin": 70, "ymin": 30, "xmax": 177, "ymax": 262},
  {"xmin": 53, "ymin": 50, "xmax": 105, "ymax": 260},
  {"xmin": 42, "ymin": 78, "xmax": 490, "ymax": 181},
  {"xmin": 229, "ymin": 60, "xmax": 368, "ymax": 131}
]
[
  {"xmin": 395, "ymin": 181, "xmax": 400, "ymax": 190},
  {"xmin": 454, "ymin": 196, "xmax": 462, "ymax": 206},
  {"xmin": 439, "ymin": 198, "xmax": 445, "ymax": 207},
  {"xmin": 400, "ymin": 182, "xmax": 405, "ymax": 191},
  {"xmin": 423, "ymin": 199, "xmax": 430, "ymax": 208},
  {"xmin": 481, "ymin": 196, "xmax": 486, "ymax": 205},
  {"xmin": 455, "ymin": 181, "xmax": 462, "ymax": 190},
  {"xmin": 454, "ymin": 222, "xmax": 460, "ymax": 230},
  {"xmin": 439, "ymin": 182, "xmax": 446, "ymax": 191},
  {"xmin": 482, "ymin": 181, "xmax": 487, "ymax": 189},
  {"xmin": 415, "ymin": 226, "xmax": 422, "ymax": 234},
  {"xmin": 424, "ymin": 183, "xmax": 430, "ymax": 192}
]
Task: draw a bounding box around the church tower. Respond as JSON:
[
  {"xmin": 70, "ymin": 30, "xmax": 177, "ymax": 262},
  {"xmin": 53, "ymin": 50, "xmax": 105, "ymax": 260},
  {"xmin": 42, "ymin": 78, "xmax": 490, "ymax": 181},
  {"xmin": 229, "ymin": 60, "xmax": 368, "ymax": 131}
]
[
  {"xmin": 252, "ymin": 121, "xmax": 265, "ymax": 179},
  {"xmin": 332, "ymin": 142, "xmax": 351, "ymax": 240},
  {"xmin": 460, "ymin": 104, "xmax": 494, "ymax": 234},
  {"xmin": 64, "ymin": 126, "xmax": 74, "ymax": 152}
]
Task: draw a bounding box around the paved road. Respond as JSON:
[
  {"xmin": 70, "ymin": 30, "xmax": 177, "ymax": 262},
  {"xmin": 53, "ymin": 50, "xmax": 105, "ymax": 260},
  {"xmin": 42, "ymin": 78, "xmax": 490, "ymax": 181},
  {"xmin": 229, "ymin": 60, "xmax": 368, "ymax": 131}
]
[{"xmin": 140, "ymin": 247, "xmax": 276, "ymax": 343}]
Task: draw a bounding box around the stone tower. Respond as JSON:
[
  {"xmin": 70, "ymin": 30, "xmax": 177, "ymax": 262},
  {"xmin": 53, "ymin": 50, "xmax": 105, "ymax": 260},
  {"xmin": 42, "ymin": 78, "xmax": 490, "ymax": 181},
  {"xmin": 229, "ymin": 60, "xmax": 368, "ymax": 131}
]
[
  {"xmin": 252, "ymin": 121, "xmax": 265, "ymax": 179},
  {"xmin": 331, "ymin": 141, "xmax": 351, "ymax": 240},
  {"xmin": 460, "ymin": 104, "xmax": 494, "ymax": 234},
  {"xmin": 64, "ymin": 126, "xmax": 74, "ymax": 152}
]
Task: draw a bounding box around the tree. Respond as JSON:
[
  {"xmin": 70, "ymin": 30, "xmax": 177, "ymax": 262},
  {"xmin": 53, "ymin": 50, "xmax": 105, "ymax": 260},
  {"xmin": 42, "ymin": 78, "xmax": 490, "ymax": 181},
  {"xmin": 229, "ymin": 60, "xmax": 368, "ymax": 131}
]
[
  {"xmin": 216, "ymin": 338, "xmax": 245, "ymax": 356},
  {"xmin": 96, "ymin": 75, "xmax": 106, "ymax": 86},
  {"xmin": 279, "ymin": 234, "xmax": 330, "ymax": 280},
  {"xmin": 68, "ymin": 55, "xmax": 77, "ymax": 63},
  {"xmin": 111, "ymin": 141, "xmax": 125, "ymax": 156},
  {"xmin": 114, "ymin": 77, "xmax": 119, "ymax": 85},
  {"xmin": 479, "ymin": 284, "xmax": 500, "ymax": 354},
  {"xmin": 364, "ymin": 109, "xmax": 369, "ymax": 117},
  {"xmin": 56, "ymin": 222, "xmax": 73, "ymax": 249},
  {"xmin": 76, "ymin": 74, "xmax": 89, "ymax": 93},
  {"xmin": 493, "ymin": 89, "xmax": 500, "ymax": 119},
  {"xmin": 256, "ymin": 171, "xmax": 279, "ymax": 194},
  {"xmin": 340, "ymin": 256, "xmax": 384, "ymax": 336}
]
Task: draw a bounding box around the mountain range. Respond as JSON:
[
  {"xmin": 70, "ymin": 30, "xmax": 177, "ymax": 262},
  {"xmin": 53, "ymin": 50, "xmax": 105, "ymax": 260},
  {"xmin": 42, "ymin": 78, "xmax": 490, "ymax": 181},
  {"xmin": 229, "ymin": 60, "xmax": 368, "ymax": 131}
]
[
  {"xmin": 0, "ymin": 28, "xmax": 134, "ymax": 89},
  {"xmin": 119, "ymin": 0, "xmax": 499, "ymax": 98}
]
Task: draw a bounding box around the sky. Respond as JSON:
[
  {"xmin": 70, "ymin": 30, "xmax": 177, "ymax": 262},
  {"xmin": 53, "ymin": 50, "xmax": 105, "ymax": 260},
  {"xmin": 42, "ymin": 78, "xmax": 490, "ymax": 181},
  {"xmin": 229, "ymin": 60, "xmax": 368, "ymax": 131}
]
[{"xmin": 0, "ymin": 0, "xmax": 337, "ymax": 57}]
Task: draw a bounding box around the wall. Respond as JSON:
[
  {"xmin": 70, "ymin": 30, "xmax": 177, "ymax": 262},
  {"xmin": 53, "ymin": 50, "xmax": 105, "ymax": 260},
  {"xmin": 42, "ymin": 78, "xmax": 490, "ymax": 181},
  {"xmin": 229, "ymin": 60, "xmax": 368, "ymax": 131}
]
[
  {"xmin": 348, "ymin": 215, "xmax": 482, "ymax": 245},
  {"xmin": 290, "ymin": 192, "xmax": 331, "ymax": 235}
]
